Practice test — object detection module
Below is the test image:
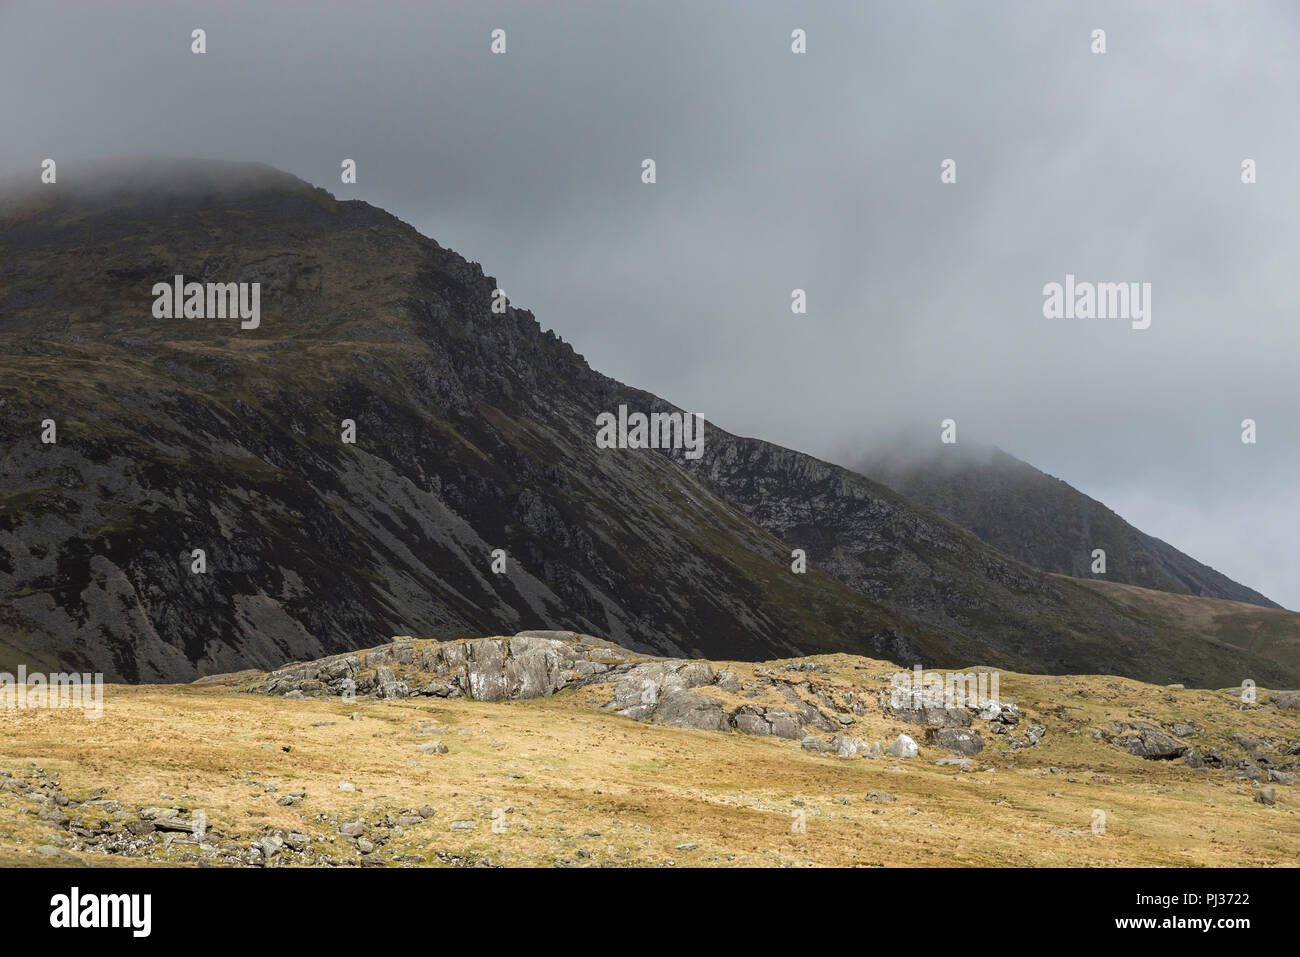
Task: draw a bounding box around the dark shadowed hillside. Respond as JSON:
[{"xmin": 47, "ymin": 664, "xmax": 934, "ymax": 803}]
[
  {"xmin": 0, "ymin": 160, "xmax": 1295, "ymax": 688},
  {"xmin": 854, "ymin": 442, "xmax": 1278, "ymax": 609}
]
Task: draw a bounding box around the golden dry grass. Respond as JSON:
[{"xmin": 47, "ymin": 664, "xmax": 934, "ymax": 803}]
[{"xmin": 1, "ymin": 649, "xmax": 1296, "ymax": 867}]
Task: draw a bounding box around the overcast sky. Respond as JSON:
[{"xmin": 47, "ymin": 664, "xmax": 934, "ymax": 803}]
[{"xmin": 3, "ymin": 0, "xmax": 1297, "ymax": 608}]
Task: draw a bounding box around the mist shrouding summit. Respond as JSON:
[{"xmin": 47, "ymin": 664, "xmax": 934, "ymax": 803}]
[
  {"xmin": 855, "ymin": 437, "xmax": 1278, "ymax": 608},
  {"xmin": 3, "ymin": 160, "xmax": 1299, "ymax": 692},
  {"xmin": 1, "ymin": 0, "xmax": 1296, "ymax": 607}
]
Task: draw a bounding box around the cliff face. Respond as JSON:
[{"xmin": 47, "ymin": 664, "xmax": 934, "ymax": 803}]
[
  {"xmin": 0, "ymin": 162, "xmax": 915, "ymax": 679},
  {"xmin": 0, "ymin": 161, "xmax": 1294, "ymax": 688}
]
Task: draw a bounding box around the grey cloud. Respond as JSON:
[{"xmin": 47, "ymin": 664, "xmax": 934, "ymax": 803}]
[{"xmin": 2, "ymin": 0, "xmax": 1295, "ymax": 605}]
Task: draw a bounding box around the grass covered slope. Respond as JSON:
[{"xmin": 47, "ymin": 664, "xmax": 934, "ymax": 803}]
[
  {"xmin": 0, "ymin": 635, "xmax": 1295, "ymax": 868},
  {"xmin": 1069, "ymin": 578, "xmax": 1300, "ymax": 679}
]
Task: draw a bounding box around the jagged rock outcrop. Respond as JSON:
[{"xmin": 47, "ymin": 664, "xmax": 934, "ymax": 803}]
[
  {"xmin": 732, "ymin": 706, "xmax": 803, "ymax": 739},
  {"xmin": 1108, "ymin": 721, "xmax": 1188, "ymax": 760},
  {"xmin": 255, "ymin": 631, "xmax": 1068, "ymax": 768},
  {"xmin": 928, "ymin": 727, "xmax": 984, "ymax": 756},
  {"xmin": 255, "ymin": 631, "xmax": 943, "ymax": 755}
]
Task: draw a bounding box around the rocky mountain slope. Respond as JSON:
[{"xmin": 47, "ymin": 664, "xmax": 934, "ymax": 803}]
[
  {"xmin": 666, "ymin": 432, "xmax": 1300, "ymax": 685},
  {"xmin": 854, "ymin": 441, "xmax": 1278, "ymax": 608},
  {"xmin": 1, "ymin": 160, "xmax": 1295, "ymax": 688}
]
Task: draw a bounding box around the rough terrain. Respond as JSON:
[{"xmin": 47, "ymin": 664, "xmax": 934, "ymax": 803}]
[{"xmin": 2, "ymin": 631, "xmax": 1296, "ymax": 868}]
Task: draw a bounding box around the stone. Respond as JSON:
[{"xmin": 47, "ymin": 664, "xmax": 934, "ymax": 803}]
[
  {"xmin": 259, "ymin": 835, "xmax": 284, "ymax": 857},
  {"xmin": 1254, "ymin": 787, "xmax": 1277, "ymax": 806},
  {"xmin": 153, "ymin": 814, "xmax": 203, "ymax": 834},
  {"xmin": 774, "ymin": 684, "xmax": 838, "ymax": 731},
  {"xmin": 339, "ymin": 821, "xmax": 367, "ymax": 838},
  {"xmin": 831, "ymin": 732, "xmax": 869, "ymax": 758},
  {"xmin": 985, "ymin": 703, "xmax": 1021, "ymax": 730},
  {"xmin": 732, "ymin": 711, "xmax": 771, "ymax": 736},
  {"xmin": 936, "ymin": 757, "xmax": 975, "ymax": 769},
  {"xmin": 886, "ymin": 734, "xmax": 919, "ymax": 759},
  {"xmin": 763, "ymin": 709, "xmax": 804, "ymax": 740},
  {"xmin": 1231, "ymin": 732, "xmax": 1261, "ymax": 752},
  {"xmin": 893, "ymin": 705, "xmax": 973, "ymax": 727},
  {"xmin": 1234, "ymin": 762, "xmax": 1269, "ymax": 782},
  {"xmin": 714, "ymin": 670, "xmax": 742, "ymax": 693},
  {"xmin": 610, "ymin": 664, "xmax": 671, "ymax": 720},
  {"xmin": 1202, "ymin": 749, "xmax": 1228, "ymax": 768},
  {"xmin": 649, "ymin": 690, "xmax": 729, "ymax": 732},
  {"xmin": 928, "ymin": 727, "xmax": 984, "ymax": 756},
  {"xmin": 34, "ymin": 845, "xmax": 81, "ymax": 862},
  {"xmin": 138, "ymin": 806, "xmax": 181, "ymax": 821},
  {"xmin": 865, "ymin": 790, "xmax": 896, "ymax": 803},
  {"xmin": 613, "ymin": 661, "xmax": 715, "ymax": 720},
  {"xmin": 1111, "ymin": 722, "xmax": 1187, "ymax": 760}
]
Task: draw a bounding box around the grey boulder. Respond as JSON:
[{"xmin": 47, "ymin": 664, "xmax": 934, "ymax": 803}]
[
  {"xmin": 649, "ymin": 690, "xmax": 729, "ymax": 732},
  {"xmin": 886, "ymin": 734, "xmax": 919, "ymax": 759},
  {"xmin": 928, "ymin": 727, "xmax": 984, "ymax": 756}
]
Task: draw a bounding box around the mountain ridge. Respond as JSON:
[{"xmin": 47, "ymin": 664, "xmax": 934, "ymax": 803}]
[
  {"xmin": 0, "ymin": 160, "xmax": 1294, "ymax": 689},
  {"xmin": 854, "ymin": 441, "xmax": 1278, "ymax": 609}
]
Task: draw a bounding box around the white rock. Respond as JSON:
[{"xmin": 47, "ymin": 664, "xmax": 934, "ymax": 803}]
[{"xmin": 886, "ymin": 734, "xmax": 918, "ymax": 759}]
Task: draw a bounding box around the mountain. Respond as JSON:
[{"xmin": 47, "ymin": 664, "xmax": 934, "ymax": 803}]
[
  {"xmin": 1, "ymin": 159, "xmax": 1296, "ymax": 688},
  {"xmin": 853, "ymin": 442, "xmax": 1279, "ymax": 608}
]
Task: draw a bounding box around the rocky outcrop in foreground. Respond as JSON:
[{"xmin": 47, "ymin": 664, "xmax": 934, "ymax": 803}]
[
  {"xmin": 253, "ymin": 631, "xmax": 1300, "ymax": 784},
  {"xmin": 9, "ymin": 632, "xmax": 1295, "ymax": 869},
  {"xmin": 256, "ymin": 630, "xmax": 1029, "ymax": 758}
]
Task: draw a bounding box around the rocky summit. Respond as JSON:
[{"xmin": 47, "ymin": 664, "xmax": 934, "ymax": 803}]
[{"xmin": 2, "ymin": 160, "xmax": 1299, "ymax": 690}]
